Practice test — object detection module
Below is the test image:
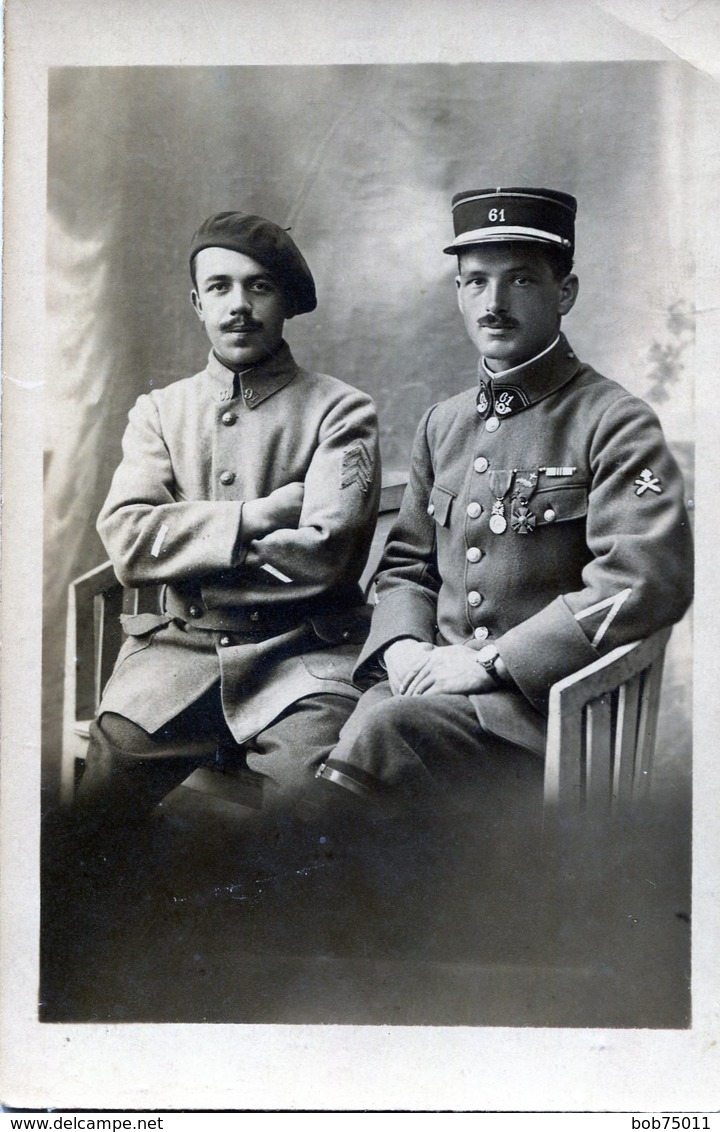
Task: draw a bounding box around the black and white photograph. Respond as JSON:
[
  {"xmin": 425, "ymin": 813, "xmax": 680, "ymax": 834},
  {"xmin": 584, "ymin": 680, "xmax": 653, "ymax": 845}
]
[{"xmin": 2, "ymin": 0, "xmax": 719, "ymax": 1114}]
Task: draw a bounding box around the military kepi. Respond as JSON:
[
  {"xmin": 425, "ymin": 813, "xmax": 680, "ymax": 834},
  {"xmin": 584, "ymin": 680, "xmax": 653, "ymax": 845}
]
[
  {"xmin": 443, "ymin": 187, "xmax": 576, "ymax": 255},
  {"xmin": 190, "ymin": 211, "xmax": 317, "ymax": 317}
]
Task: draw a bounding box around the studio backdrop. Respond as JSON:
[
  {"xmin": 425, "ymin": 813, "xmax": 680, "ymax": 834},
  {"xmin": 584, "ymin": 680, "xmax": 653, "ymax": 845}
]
[{"xmin": 43, "ymin": 62, "xmax": 696, "ymax": 802}]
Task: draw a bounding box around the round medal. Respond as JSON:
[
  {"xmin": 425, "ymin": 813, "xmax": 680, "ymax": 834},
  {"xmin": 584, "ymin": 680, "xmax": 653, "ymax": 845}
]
[{"xmin": 489, "ymin": 513, "xmax": 507, "ymax": 534}]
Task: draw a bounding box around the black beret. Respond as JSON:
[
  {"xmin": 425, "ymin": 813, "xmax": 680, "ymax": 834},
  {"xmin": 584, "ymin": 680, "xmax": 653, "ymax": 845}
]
[
  {"xmin": 189, "ymin": 212, "xmax": 317, "ymax": 317},
  {"xmin": 444, "ymin": 187, "xmax": 577, "ymax": 255}
]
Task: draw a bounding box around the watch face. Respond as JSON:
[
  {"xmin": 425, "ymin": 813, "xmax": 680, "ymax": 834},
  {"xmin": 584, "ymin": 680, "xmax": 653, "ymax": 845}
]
[{"xmin": 478, "ymin": 645, "xmax": 499, "ymax": 666}]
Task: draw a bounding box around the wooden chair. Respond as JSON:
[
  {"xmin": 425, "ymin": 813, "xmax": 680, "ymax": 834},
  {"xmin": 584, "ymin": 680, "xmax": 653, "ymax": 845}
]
[
  {"xmin": 537, "ymin": 624, "xmax": 676, "ymax": 987},
  {"xmin": 61, "ymin": 473, "xmax": 673, "ymax": 826},
  {"xmin": 543, "ymin": 624, "xmax": 672, "ymax": 828}
]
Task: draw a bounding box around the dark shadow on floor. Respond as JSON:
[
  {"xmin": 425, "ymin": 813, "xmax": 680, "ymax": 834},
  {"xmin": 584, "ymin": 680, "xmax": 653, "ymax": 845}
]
[
  {"xmin": 40, "ymin": 611, "xmax": 693, "ymax": 1027},
  {"xmin": 39, "ymin": 766, "xmax": 691, "ymax": 1028}
]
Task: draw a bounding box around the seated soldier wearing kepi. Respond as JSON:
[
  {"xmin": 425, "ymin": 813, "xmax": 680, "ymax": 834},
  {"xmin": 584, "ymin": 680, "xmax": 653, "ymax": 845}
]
[
  {"xmin": 65, "ymin": 211, "xmax": 381, "ymax": 850},
  {"xmin": 315, "ymin": 187, "xmax": 693, "ymax": 816}
]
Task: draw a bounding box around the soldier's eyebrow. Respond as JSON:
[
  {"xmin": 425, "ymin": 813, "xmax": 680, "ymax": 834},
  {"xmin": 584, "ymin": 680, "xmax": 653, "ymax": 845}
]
[
  {"xmin": 462, "ymin": 262, "xmax": 542, "ymax": 284},
  {"xmin": 201, "ymin": 271, "xmax": 276, "ymax": 287},
  {"xmin": 244, "ymin": 272, "xmax": 277, "ymax": 286}
]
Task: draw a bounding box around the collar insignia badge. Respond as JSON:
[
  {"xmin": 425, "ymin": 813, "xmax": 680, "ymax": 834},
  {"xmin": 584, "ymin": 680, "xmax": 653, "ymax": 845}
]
[{"xmin": 495, "ymin": 391, "xmax": 515, "ymax": 416}]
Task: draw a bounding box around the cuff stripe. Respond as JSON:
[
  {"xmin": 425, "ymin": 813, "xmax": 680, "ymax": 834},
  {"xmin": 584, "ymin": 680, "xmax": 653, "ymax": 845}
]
[{"xmin": 316, "ymin": 761, "xmax": 376, "ymax": 798}]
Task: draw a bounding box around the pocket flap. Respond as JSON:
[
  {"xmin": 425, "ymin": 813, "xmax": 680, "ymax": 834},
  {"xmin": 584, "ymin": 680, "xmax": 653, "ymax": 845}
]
[
  {"xmin": 309, "ymin": 605, "xmax": 372, "ymax": 645},
  {"xmin": 535, "ymin": 484, "xmax": 588, "ymax": 524},
  {"xmin": 429, "ymin": 483, "xmax": 456, "ymax": 527},
  {"xmin": 119, "ymin": 612, "xmax": 174, "ymax": 637}
]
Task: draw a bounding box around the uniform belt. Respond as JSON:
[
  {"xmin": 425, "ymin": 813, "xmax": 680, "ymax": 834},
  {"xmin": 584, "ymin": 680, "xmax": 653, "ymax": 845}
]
[{"xmin": 163, "ymin": 586, "xmax": 309, "ymax": 634}]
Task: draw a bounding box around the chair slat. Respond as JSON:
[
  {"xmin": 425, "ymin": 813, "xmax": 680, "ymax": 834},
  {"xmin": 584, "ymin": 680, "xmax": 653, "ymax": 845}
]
[
  {"xmin": 95, "ymin": 586, "xmax": 124, "ymax": 706},
  {"xmin": 93, "ymin": 593, "xmax": 106, "ymax": 706},
  {"xmin": 360, "ymin": 477, "xmax": 408, "ymax": 598},
  {"xmin": 613, "ymin": 673, "xmax": 642, "ymax": 808},
  {"xmin": 74, "ymin": 586, "xmax": 100, "ymax": 721},
  {"xmin": 633, "ymin": 652, "xmax": 667, "ymax": 800},
  {"xmin": 122, "ymin": 587, "xmax": 141, "ymax": 615},
  {"xmin": 585, "ymin": 695, "xmax": 614, "ymax": 818},
  {"xmin": 544, "ymin": 626, "xmax": 672, "ymax": 824},
  {"xmin": 544, "ymin": 703, "xmax": 584, "ymax": 813}
]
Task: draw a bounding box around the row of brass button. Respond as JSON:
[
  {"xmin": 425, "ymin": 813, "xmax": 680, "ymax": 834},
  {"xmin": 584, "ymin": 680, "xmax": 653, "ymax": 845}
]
[
  {"xmin": 187, "ymin": 603, "xmax": 261, "ymax": 623},
  {"xmin": 467, "ymin": 455, "xmax": 489, "ymax": 620}
]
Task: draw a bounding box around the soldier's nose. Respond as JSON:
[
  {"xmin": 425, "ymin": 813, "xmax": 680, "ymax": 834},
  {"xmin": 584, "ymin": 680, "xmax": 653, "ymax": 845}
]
[
  {"xmin": 485, "ymin": 283, "xmax": 507, "ymax": 313},
  {"xmin": 229, "ymin": 287, "xmax": 252, "ymax": 314}
]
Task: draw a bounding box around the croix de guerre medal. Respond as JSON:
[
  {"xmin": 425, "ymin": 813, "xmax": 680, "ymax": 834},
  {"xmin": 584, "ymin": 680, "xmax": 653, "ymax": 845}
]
[
  {"xmin": 510, "ymin": 471, "xmax": 539, "ymax": 535},
  {"xmin": 511, "ymin": 501, "xmax": 537, "ymax": 534},
  {"xmin": 487, "ymin": 470, "xmax": 514, "ymax": 535}
]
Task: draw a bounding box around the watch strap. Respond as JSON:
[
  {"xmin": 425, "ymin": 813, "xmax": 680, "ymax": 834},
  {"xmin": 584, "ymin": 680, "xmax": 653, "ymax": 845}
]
[{"xmin": 476, "ymin": 646, "xmax": 503, "ymax": 687}]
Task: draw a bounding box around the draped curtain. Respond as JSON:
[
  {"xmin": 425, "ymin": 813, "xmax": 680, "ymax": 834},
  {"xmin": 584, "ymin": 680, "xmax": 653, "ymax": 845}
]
[{"xmin": 43, "ymin": 62, "xmax": 696, "ymax": 801}]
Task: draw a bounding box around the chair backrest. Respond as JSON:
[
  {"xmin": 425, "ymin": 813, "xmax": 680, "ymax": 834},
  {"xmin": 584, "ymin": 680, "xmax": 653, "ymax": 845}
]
[
  {"xmin": 68, "ymin": 563, "xmax": 162, "ymax": 721},
  {"xmin": 543, "ymin": 625, "xmax": 672, "ymax": 827},
  {"xmin": 61, "ymin": 561, "xmax": 124, "ymax": 800},
  {"xmin": 360, "ymin": 475, "xmax": 407, "ymax": 597}
]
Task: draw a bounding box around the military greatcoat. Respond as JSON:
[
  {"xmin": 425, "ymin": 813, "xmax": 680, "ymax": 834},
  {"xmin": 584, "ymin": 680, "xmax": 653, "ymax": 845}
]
[
  {"xmin": 97, "ymin": 342, "xmax": 381, "ymax": 742},
  {"xmin": 353, "ymin": 334, "xmax": 693, "ymax": 755}
]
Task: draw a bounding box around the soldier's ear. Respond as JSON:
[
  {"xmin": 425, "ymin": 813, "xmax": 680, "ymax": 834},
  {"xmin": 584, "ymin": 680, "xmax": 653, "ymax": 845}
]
[
  {"xmin": 191, "ymin": 290, "xmax": 204, "ymax": 321},
  {"xmin": 455, "ymin": 275, "xmax": 463, "ymax": 311},
  {"xmin": 558, "ymin": 273, "xmax": 579, "ymax": 316}
]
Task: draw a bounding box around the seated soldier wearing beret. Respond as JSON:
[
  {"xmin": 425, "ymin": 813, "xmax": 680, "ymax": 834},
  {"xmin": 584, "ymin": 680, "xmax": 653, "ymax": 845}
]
[
  {"xmin": 61, "ymin": 211, "xmax": 381, "ymax": 860},
  {"xmin": 315, "ymin": 187, "xmax": 693, "ymax": 827}
]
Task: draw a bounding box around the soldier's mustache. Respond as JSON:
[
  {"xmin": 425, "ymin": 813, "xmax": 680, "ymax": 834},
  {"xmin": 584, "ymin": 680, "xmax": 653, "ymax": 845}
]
[
  {"xmin": 477, "ymin": 316, "xmax": 519, "ymax": 329},
  {"xmin": 222, "ymin": 318, "xmax": 263, "ymax": 332}
]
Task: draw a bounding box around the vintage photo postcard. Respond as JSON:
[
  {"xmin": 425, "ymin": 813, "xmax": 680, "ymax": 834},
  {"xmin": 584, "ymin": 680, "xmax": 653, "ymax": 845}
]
[{"xmin": 2, "ymin": 0, "xmax": 719, "ymax": 1114}]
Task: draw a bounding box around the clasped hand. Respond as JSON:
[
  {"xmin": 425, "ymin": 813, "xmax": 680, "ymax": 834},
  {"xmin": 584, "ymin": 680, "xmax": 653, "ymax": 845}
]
[
  {"xmin": 243, "ymin": 482, "xmax": 305, "ymax": 568},
  {"xmin": 244, "ymin": 482, "xmax": 305, "ymax": 539},
  {"xmin": 384, "ymin": 639, "xmax": 495, "ymax": 697}
]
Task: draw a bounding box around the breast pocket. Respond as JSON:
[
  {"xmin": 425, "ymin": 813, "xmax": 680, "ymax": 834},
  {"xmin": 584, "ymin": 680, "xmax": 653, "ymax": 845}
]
[
  {"xmin": 534, "ymin": 482, "xmax": 588, "ymax": 525},
  {"xmin": 534, "ymin": 483, "xmax": 589, "ymax": 526},
  {"xmin": 428, "ymin": 483, "xmax": 456, "ymax": 527}
]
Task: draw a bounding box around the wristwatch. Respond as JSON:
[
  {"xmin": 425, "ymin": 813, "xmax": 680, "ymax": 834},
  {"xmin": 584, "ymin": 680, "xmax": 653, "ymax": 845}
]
[{"xmin": 476, "ymin": 643, "xmax": 504, "ymax": 687}]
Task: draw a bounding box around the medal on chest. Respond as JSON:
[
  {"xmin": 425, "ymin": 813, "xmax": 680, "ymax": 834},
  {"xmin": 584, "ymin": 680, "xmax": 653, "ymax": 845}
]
[
  {"xmin": 511, "ymin": 500, "xmax": 536, "ymax": 534},
  {"xmin": 489, "ymin": 501, "xmax": 507, "ymax": 534},
  {"xmin": 487, "ymin": 469, "xmax": 514, "ymax": 534},
  {"xmin": 510, "ymin": 471, "xmax": 539, "ymax": 535}
]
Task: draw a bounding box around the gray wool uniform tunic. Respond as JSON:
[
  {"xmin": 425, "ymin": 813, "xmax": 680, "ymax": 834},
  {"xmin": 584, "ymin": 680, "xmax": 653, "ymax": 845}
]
[
  {"xmin": 352, "ymin": 334, "xmax": 693, "ymax": 756},
  {"xmin": 97, "ymin": 342, "xmax": 381, "ymax": 743}
]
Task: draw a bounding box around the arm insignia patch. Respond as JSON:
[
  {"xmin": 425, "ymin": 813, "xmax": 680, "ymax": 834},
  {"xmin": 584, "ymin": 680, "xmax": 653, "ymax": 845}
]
[{"xmin": 341, "ymin": 441, "xmax": 373, "ymax": 493}]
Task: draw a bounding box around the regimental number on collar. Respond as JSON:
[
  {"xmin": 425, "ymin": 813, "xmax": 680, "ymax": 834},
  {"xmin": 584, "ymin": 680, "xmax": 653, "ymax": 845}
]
[
  {"xmin": 495, "ymin": 391, "xmax": 516, "ymax": 416},
  {"xmin": 634, "ymin": 468, "xmax": 663, "ymax": 496}
]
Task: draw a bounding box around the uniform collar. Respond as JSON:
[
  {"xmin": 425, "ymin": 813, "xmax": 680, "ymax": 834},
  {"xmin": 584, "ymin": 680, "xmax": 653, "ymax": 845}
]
[
  {"xmin": 206, "ymin": 340, "xmax": 298, "ymax": 408},
  {"xmin": 475, "ymin": 333, "xmax": 581, "ymax": 420}
]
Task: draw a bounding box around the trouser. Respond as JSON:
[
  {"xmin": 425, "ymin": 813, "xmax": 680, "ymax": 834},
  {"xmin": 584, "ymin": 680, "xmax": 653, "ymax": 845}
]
[
  {"xmin": 40, "ymin": 688, "xmax": 359, "ymax": 997},
  {"xmin": 306, "ymin": 681, "xmax": 547, "ymax": 955},
  {"xmin": 316, "ymin": 680, "xmax": 544, "ymax": 821},
  {"xmin": 70, "ymin": 684, "xmax": 357, "ymax": 842}
]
